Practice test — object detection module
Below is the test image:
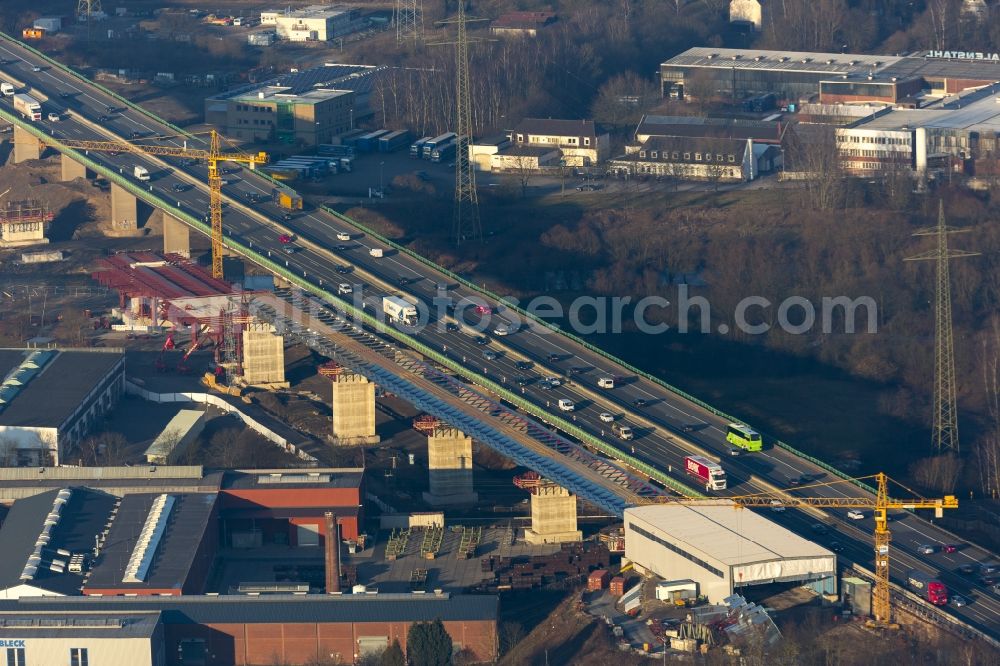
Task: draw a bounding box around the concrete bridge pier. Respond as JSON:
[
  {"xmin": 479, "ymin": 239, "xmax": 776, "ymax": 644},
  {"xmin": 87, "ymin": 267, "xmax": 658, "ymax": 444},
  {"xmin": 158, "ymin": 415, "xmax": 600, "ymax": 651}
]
[
  {"xmin": 110, "ymin": 182, "xmax": 138, "ymax": 233},
  {"xmin": 525, "ymin": 484, "xmax": 582, "ymax": 545},
  {"xmin": 13, "ymin": 125, "xmax": 40, "ymax": 163},
  {"xmin": 330, "ymin": 372, "xmax": 380, "ymax": 446},
  {"xmin": 60, "ymin": 153, "xmax": 87, "ymax": 181},
  {"xmin": 422, "ymin": 426, "xmax": 477, "ymax": 507},
  {"xmin": 162, "ymin": 212, "xmax": 191, "ymax": 257}
]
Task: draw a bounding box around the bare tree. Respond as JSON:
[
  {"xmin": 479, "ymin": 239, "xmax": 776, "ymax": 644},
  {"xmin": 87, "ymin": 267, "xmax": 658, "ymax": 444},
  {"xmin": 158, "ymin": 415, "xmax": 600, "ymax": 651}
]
[{"xmin": 979, "ymin": 319, "xmax": 1000, "ymax": 498}]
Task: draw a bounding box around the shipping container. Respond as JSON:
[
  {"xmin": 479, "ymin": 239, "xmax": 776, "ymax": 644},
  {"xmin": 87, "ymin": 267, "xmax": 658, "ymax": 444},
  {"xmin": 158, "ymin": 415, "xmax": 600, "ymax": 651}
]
[
  {"xmin": 355, "ymin": 129, "xmax": 390, "ymax": 153},
  {"xmin": 587, "ymin": 569, "xmax": 610, "ymax": 591},
  {"xmin": 378, "ymin": 129, "xmax": 412, "ymax": 153},
  {"xmin": 609, "ymin": 576, "xmax": 626, "ymax": 596}
]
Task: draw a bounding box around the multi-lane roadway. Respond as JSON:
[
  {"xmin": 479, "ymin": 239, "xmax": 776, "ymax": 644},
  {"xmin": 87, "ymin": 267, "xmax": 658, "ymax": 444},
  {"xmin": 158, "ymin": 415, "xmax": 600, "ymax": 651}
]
[{"xmin": 1, "ymin": 36, "xmax": 999, "ymax": 638}]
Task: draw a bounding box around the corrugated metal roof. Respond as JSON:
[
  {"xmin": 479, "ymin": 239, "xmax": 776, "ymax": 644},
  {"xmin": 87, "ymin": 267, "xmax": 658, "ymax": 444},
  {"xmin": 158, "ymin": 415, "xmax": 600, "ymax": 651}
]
[
  {"xmin": 0, "ymin": 593, "xmax": 499, "ymax": 624},
  {"xmin": 625, "ymin": 502, "xmax": 834, "ymax": 567},
  {"xmin": 663, "ymin": 47, "xmax": 901, "ymax": 75}
]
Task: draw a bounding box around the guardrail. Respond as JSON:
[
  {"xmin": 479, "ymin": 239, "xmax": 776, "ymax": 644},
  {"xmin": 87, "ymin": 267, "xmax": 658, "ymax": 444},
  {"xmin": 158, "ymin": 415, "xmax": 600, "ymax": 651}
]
[
  {"xmin": 317, "ymin": 203, "xmax": 878, "ymax": 496},
  {"xmin": 0, "ymin": 32, "xmax": 196, "ymax": 142},
  {"xmin": 1, "ymin": 109, "xmax": 701, "ymax": 501}
]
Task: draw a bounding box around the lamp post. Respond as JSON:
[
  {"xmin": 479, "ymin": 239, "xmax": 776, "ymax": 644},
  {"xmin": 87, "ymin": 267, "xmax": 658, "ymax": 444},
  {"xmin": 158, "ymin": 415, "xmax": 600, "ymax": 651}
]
[{"xmin": 379, "ymin": 161, "xmax": 385, "ymax": 197}]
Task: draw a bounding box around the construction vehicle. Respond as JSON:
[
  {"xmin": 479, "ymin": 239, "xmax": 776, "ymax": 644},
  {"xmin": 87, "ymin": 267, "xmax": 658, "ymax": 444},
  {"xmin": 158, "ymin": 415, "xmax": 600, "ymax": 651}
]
[
  {"xmin": 35, "ymin": 130, "xmax": 267, "ymax": 278},
  {"xmin": 201, "ymin": 371, "xmax": 243, "ymax": 397},
  {"xmin": 639, "ymin": 472, "xmax": 958, "ymax": 626},
  {"xmin": 154, "ymin": 332, "xmax": 177, "ymax": 372}
]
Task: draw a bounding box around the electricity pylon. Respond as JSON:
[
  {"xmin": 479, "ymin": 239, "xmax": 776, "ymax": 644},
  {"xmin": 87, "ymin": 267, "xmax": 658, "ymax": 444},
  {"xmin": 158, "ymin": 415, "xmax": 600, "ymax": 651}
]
[
  {"xmin": 905, "ymin": 200, "xmax": 979, "ymax": 453},
  {"xmin": 394, "ymin": 0, "xmax": 423, "ymax": 44},
  {"xmin": 77, "ymin": 0, "xmax": 101, "ymax": 19},
  {"xmin": 431, "ymin": 2, "xmax": 489, "ymax": 245}
]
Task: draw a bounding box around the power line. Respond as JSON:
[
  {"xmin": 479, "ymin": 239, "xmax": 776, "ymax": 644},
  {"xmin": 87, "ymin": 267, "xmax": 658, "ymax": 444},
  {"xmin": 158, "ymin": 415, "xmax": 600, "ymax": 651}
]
[
  {"xmin": 904, "ymin": 200, "xmax": 979, "ymax": 453},
  {"xmin": 394, "ymin": 0, "xmax": 423, "ymax": 44}
]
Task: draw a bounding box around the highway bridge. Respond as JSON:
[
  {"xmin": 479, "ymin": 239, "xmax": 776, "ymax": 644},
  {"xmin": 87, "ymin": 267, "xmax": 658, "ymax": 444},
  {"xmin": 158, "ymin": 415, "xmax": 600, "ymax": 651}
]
[{"xmin": 0, "ymin": 33, "xmax": 998, "ymax": 641}]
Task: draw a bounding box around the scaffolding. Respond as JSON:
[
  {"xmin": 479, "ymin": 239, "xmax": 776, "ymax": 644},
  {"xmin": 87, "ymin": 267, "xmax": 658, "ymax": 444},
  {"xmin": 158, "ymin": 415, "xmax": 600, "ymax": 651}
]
[{"xmin": 0, "ymin": 199, "xmax": 53, "ymax": 245}]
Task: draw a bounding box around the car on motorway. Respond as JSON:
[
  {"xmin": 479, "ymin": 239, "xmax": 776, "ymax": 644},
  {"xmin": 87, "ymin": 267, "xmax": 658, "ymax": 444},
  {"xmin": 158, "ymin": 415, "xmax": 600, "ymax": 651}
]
[
  {"xmin": 436, "ymin": 282, "xmax": 450, "ymax": 291},
  {"xmin": 483, "ymin": 350, "xmax": 497, "ymax": 361},
  {"xmin": 337, "ymin": 284, "xmax": 353, "ymax": 295},
  {"xmin": 97, "ymin": 115, "xmax": 110, "ymax": 122},
  {"xmin": 981, "ymin": 564, "xmax": 999, "ymax": 576},
  {"xmin": 558, "ymin": 399, "xmax": 575, "ymax": 411},
  {"xmin": 576, "ymin": 183, "xmax": 599, "ymax": 191},
  {"xmin": 445, "ymin": 323, "xmax": 460, "ymax": 332},
  {"xmin": 31, "ymin": 66, "xmax": 42, "ymax": 72},
  {"xmin": 105, "ymin": 105, "xmax": 117, "ymax": 113},
  {"xmin": 283, "ymin": 245, "xmax": 299, "ymax": 254},
  {"xmin": 599, "ymin": 412, "xmax": 615, "ymax": 423},
  {"xmin": 58, "ymin": 91, "xmax": 71, "ymax": 98},
  {"xmin": 546, "ymin": 353, "xmax": 560, "ymax": 363},
  {"xmin": 810, "ymin": 523, "xmax": 829, "ymax": 535},
  {"xmin": 278, "ymin": 234, "xmax": 294, "ymax": 244},
  {"xmin": 847, "ymin": 510, "xmax": 865, "ymax": 520},
  {"xmin": 951, "ymin": 594, "xmax": 968, "ymax": 607},
  {"xmin": 943, "ymin": 544, "xmax": 959, "ymax": 553},
  {"xmin": 336, "ymin": 232, "xmax": 351, "ymax": 241},
  {"xmin": 474, "ymin": 304, "xmax": 490, "ymax": 315},
  {"xmin": 335, "ymin": 244, "xmax": 350, "ymax": 251},
  {"xmin": 917, "ymin": 544, "xmax": 936, "ymax": 555},
  {"xmin": 335, "ymin": 265, "xmax": 351, "ymax": 274},
  {"xmin": 515, "ymin": 376, "xmax": 531, "ymax": 386},
  {"xmin": 493, "ymin": 325, "xmax": 509, "ymax": 336},
  {"xmin": 770, "ymin": 500, "xmax": 785, "ymax": 512},
  {"xmin": 243, "ymin": 191, "xmax": 261, "ymax": 203},
  {"xmin": 130, "ymin": 131, "xmax": 142, "ymax": 140},
  {"xmin": 633, "ymin": 398, "xmax": 648, "ymax": 408},
  {"xmin": 515, "ymin": 361, "xmax": 533, "ymax": 371},
  {"xmin": 958, "ymin": 564, "xmax": 976, "ymax": 575},
  {"xmin": 544, "ymin": 376, "xmax": 562, "ymax": 387},
  {"xmin": 474, "ymin": 336, "xmax": 489, "ymax": 345},
  {"xmin": 46, "ymin": 112, "xmax": 60, "ymax": 122},
  {"xmin": 172, "ymin": 183, "xmax": 189, "ymax": 193},
  {"xmin": 829, "ymin": 541, "xmax": 845, "ymax": 553},
  {"xmin": 539, "ymin": 381, "xmax": 554, "ymax": 390}
]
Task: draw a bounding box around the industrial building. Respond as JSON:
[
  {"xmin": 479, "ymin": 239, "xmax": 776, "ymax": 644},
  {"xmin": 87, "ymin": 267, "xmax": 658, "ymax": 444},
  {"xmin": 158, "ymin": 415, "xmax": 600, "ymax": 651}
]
[
  {"xmin": 608, "ymin": 115, "xmax": 783, "ymax": 181},
  {"xmin": 0, "ymin": 593, "xmax": 498, "ymax": 665},
  {"xmin": 0, "ymin": 467, "xmax": 366, "ymax": 600},
  {"xmin": 0, "ymin": 348, "xmax": 125, "ymax": 466},
  {"xmin": 490, "ymin": 11, "xmax": 558, "ymax": 37},
  {"xmin": 260, "ymin": 5, "xmax": 367, "ymax": 42},
  {"xmin": 205, "ymin": 64, "xmax": 387, "ymax": 146},
  {"xmin": 624, "ymin": 503, "xmax": 837, "ymax": 602},
  {"xmin": 661, "ymin": 47, "xmax": 1000, "ymax": 104},
  {"xmin": 510, "ymin": 118, "xmax": 610, "ymax": 166}
]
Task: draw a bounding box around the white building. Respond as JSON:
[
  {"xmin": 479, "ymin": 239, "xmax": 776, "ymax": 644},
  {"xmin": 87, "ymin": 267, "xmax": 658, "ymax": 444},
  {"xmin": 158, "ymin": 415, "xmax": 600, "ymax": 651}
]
[
  {"xmin": 729, "ymin": 0, "xmax": 767, "ymax": 31},
  {"xmin": 262, "ymin": 5, "xmax": 366, "ymax": 42},
  {"xmin": 624, "ymin": 503, "xmax": 837, "ymax": 602}
]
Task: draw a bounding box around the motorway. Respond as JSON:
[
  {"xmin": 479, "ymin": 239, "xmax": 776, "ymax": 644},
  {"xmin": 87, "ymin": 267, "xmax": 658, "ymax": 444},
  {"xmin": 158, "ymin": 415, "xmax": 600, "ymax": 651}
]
[{"xmin": 1, "ymin": 37, "xmax": 999, "ymax": 639}]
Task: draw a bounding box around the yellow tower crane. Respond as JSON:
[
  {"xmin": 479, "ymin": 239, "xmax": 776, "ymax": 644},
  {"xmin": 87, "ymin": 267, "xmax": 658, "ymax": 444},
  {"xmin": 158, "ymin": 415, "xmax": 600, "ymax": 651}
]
[
  {"xmin": 636, "ymin": 472, "xmax": 957, "ymax": 626},
  {"xmin": 42, "ymin": 130, "xmax": 267, "ymax": 279}
]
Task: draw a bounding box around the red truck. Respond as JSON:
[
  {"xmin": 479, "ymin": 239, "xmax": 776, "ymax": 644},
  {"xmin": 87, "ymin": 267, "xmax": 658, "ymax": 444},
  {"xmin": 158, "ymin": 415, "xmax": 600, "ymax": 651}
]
[
  {"xmin": 907, "ymin": 569, "xmax": 949, "ymax": 605},
  {"xmin": 684, "ymin": 455, "xmax": 727, "ymax": 491}
]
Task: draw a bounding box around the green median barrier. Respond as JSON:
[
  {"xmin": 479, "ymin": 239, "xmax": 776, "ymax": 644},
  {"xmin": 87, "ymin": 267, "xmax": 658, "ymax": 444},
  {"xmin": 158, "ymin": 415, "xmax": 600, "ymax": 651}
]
[
  {"xmin": 1, "ymin": 32, "xmax": 194, "ymax": 141},
  {"xmin": 318, "ymin": 202, "xmax": 877, "ymax": 497}
]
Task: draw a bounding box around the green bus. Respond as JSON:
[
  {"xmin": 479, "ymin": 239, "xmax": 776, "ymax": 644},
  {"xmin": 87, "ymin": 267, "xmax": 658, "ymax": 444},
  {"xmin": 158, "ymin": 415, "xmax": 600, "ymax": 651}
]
[{"xmin": 726, "ymin": 423, "xmax": 762, "ymax": 452}]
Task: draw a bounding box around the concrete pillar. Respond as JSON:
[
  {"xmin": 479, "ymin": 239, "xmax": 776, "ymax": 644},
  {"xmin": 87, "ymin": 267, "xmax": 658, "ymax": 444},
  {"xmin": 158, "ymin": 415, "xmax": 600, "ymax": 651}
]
[
  {"xmin": 162, "ymin": 213, "xmax": 191, "ymax": 257},
  {"xmin": 110, "ymin": 182, "xmax": 138, "ymax": 232},
  {"xmin": 330, "ymin": 372, "xmax": 380, "ymax": 446},
  {"xmin": 60, "ymin": 153, "xmax": 87, "ymax": 181},
  {"xmin": 241, "ymin": 323, "xmax": 287, "ymax": 386},
  {"xmin": 525, "ymin": 485, "xmax": 581, "ymax": 545},
  {"xmin": 422, "ymin": 426, "xmax": 478, "ymax": 506},
  {"xmin": 13, "ymin": 125, "xmax": 40, "ymax": 163}
]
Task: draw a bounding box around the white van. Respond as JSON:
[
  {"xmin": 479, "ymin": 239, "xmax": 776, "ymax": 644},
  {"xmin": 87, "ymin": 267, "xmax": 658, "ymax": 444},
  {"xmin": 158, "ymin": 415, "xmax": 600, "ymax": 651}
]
[
  {"xmin": 336, "ymin": 232, "xmax": 351, "ymax": 241},
  {"xmin": 598, "ymin": 377, "xmax": 615, "ymax": 389},
  {"xmin": 0, "ymin": 82, "xmax": 15, "ymax": 96},
  {"xmin": 369, "ymin": 248, "xmax": 383, "ymax": 258},
  {"xmin": 337, "ymin": 283, "xmax": 353, "ymax": 295},
  {"xmin": 133, "ymin": 166, "xmax": 150, "ymax": 181},
  {"xmin": 557, "ymin": 399, "xmax": 575, "ymax": 412}
]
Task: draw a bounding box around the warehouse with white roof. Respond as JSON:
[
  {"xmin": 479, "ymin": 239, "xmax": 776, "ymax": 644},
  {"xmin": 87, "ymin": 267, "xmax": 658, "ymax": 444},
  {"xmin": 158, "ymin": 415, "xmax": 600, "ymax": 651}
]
[{"xmin": 624, "ymin": 503, "xmax": 836, "ymax": 602}]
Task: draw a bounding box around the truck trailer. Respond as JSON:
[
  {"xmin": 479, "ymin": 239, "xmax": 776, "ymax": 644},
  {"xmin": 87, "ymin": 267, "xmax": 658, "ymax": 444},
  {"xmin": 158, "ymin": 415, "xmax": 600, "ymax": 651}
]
[
  {"xmin": 906, "ymin": 570, "xmax": 949, "ymax": 606},
  {"xmin": 383, "ymin": 296, "xmax": 417, "ymax": 326},
  {"xmin": 430, "ymin": 139, "xmax": 456, "ymax": 163},
  {"xmin": 422, "ymin": 132, "xmax": 456, "ymax": 159},
  {"xmin": 684, "ymin": 455, "xmax": 727, "ymax": 491},
  {"xmin": 378, "ymin": 129, "xmax": 412, "ymax": 153},
  {"xmin": 12, "ymin": 93, "xmax": 41, "ymax": 121},
  {"xmin": 410, "ymin": 136, "xmax": 432, "ymax": 158}
]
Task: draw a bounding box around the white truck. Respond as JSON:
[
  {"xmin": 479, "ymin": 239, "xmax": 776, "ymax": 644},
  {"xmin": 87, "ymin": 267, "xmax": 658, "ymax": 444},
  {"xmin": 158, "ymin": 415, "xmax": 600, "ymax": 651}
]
[
  {"xmin": 383, "ymin": 296, "xmax": 417, "ymax": 326},
  {"xmin": 12, "ymin": 93, "xmax": 41, "ymax": 121},
  {"xmin": 369, "ymin": 248, "xmax": 384, "ymax": 258},
  {"xmin": 0, "ymin": 82, "xmax": 15, "ymax": 96},
  {"xmin": 612, "ymin": 422, "xmax": 633, "ymax": 440},
  {"xmin": 133, "ymin": 166, "xmax": 150, "ymax": 181}
]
